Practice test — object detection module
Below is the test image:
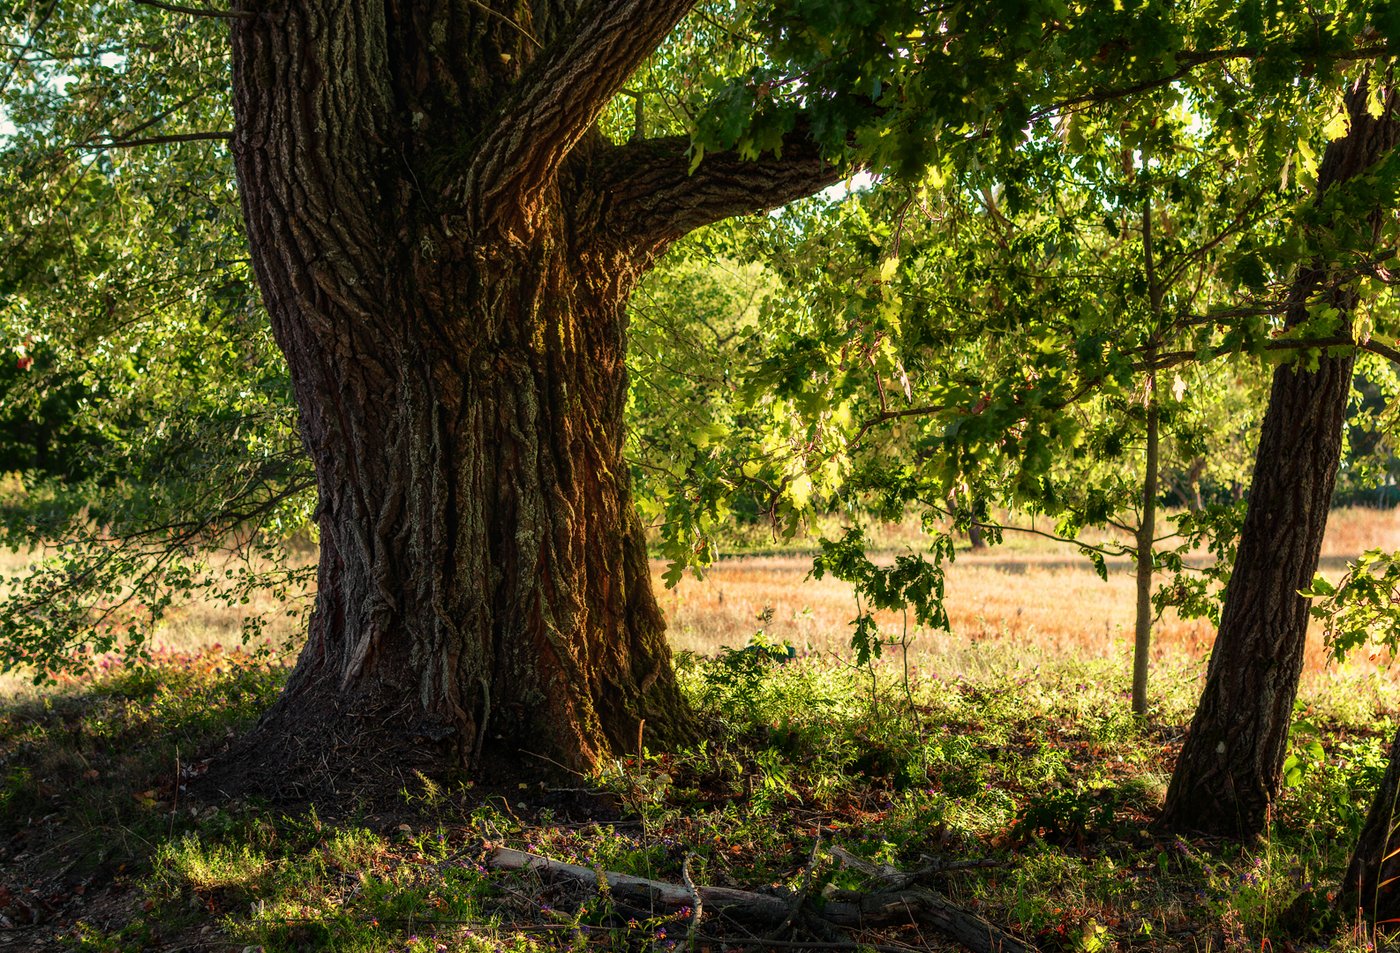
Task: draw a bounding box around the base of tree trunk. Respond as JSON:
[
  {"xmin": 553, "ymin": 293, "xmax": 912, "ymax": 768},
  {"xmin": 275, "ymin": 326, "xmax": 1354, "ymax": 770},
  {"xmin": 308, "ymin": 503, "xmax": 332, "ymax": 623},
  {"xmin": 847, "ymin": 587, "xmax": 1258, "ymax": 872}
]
[
  {"xmin": 194, "ymin": 659, "xmax": 693, "ymax": 808},
  {"xmin": 192, "ymin": 678, "xmax": 474, "ymax": 807}
]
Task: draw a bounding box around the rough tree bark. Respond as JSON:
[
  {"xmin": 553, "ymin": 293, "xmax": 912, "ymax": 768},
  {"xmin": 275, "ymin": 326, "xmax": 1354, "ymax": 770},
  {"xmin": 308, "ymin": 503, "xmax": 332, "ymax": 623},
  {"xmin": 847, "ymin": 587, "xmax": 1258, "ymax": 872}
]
[
  {"xmin": 217, "ymin": 0, "xmax": 840, "ymax": 792},
  {"xmin": 1158, "ymin": 80, "xmax": 1399, "ymax": 838}
]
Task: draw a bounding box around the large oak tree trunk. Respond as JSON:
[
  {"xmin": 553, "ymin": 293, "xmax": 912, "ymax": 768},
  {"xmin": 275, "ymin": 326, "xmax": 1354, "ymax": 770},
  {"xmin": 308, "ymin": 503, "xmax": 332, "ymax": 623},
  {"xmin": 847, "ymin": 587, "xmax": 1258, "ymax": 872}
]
[
  {"xmin": 214, "ymin": 0, "xmax": 835, "ymax": 792},
  {"xmin": 1159, "ymin": 81, "xmax": 1398, "ymax": 838},
  {"xmin": 245, "ymin": 223, "xmax": 691, "ymax": 776}
]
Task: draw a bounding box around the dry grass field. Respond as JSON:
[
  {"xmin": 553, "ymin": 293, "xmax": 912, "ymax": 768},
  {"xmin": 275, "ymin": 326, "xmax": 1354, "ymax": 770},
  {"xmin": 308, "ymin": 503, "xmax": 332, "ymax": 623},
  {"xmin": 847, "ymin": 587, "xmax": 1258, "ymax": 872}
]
[
  {"xmin": 658, "ymin": 506, "xmax": 1400, "ymax": 686},
  {"xmin": 1, "ymin": 506, "xmax": 1398, "ymax": 697}
]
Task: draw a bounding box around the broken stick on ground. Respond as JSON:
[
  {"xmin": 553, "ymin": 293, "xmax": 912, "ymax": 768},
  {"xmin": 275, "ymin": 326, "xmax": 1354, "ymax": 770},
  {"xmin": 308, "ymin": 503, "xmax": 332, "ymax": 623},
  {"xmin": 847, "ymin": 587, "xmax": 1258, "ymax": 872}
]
[{"xmin": 488, "ymin": 845, "xmax": 1034, "ymax": 953}]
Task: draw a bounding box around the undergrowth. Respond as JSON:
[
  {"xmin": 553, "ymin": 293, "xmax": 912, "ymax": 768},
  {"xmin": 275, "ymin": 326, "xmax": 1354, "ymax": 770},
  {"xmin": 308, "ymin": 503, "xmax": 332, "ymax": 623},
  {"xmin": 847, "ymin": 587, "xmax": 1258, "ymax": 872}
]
[{"xmin": 0, "ymin": 641, "xmax": 1396, "ymax": 951}]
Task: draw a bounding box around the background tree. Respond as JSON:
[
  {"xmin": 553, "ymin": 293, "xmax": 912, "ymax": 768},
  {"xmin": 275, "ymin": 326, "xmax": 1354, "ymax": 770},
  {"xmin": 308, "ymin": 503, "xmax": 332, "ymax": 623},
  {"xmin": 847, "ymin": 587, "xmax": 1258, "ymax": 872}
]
[{"xmin": 1161, "ymin": 77, "xmax": 1400, "ymax": 838}]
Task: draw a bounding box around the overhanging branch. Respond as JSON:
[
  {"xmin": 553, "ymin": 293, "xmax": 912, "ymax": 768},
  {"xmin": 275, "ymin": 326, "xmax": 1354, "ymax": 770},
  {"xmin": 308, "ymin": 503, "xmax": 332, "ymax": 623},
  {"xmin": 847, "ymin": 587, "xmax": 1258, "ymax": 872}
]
[
  {"xmin": 593, "ymin": 127, "xmax": 846, "ymax": 254},
  {"xmin": 1131, "ymin": 334, "xmax": 1400, "ymax": 373}
]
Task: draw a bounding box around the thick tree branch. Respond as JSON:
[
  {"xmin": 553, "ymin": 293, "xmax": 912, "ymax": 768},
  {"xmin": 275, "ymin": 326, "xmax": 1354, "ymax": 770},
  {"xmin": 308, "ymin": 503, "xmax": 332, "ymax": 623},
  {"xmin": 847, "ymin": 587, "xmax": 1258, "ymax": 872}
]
[
  {"xmin": 461, "ymin": 0, "xmax": 696, "ymax": 242},
  {"xmin": 593, "ymin": 127, "xmax": 846, "ymax": 254},
  {"xmin": 565, "ymin": 30, "xmax": 1386, "ymax": 256}
]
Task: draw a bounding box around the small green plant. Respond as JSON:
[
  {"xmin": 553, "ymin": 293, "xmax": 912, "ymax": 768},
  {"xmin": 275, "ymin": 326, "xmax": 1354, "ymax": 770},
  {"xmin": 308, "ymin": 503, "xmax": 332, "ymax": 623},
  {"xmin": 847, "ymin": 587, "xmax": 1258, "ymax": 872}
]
[
  {"xmin": 1282, "ymin": 707, "xmax": 1326, "ymax": 790},
  {"xmin": 402, "ymin": 769, "xmax": 445, "ymax": 808},
  {"xmin": 1011, "ymin": 785, "xmax": 1117, "ymax": 845},
  {"xmin": 697, "ymin": 632, "xmax": 795, "ymax": 716}
]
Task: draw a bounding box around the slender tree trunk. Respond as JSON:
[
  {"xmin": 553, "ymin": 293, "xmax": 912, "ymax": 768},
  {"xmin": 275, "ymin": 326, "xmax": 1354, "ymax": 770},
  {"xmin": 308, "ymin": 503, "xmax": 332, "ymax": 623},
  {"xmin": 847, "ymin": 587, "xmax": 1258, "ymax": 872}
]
[
  {"xmin": 209, "ymin": 0, "xmax": 838, "ymax": 794},
  {"xmin": 1159, "ymin": 80, "xmax": 1399, "ymax": 838},
  {"xmin": 1157, "ymin": 349, "xmax": 1354, "ymax": 835},
  {"xmin": 967, "ymin": 521, "xmax": 986, "ymax": 550},
  {"xmin": 1133, "ymin": 189, "xmax": 1162, "ymax": 718},
  {"xmin": 1132, "ymin": 387, "xmax": 1158, "ymax": 716},
  {"xmin": 1188, "ymin": 458, "xmax": 1206, "ymax": 513},
  {"xmin": 949, "ymin": 491, "xmax": 987, "ymax": 549}
]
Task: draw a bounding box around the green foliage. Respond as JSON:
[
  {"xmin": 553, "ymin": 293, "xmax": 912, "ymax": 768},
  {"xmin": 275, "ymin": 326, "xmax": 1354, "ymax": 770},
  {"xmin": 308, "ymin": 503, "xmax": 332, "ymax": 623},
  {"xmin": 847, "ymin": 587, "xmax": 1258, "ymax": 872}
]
[
  {"xmin": 627, "ymin": 230, "xmax": 791, "ymax": 581},
  {"xmin": 686, "ymin": 632, "xmax": 797, "ymax": 716},
  {"xmin": 0, "ymin": 4, "xmax": 315, "ymax": 675},
  {"xmin": 1307, "ymin": 548, "xmax": 1400, "ymax": 664},
  {"xmin": 1153, "ymin": 500, "xmax": 1249, "ymax": 625},
  {"xmin": 1283, "ymin": 706, "xmax": 1327, "ymax": 790},
  {"xmin": 627, "ymin": 7, "xmax": 1400, "ymax": 682},
  {"xmin": 1012, "ymin": 784, "xmax": 1119, "ymax": 845},
  {"xmin": 811, "ymin": 526, "xmax": 954, "ymax": 664}
]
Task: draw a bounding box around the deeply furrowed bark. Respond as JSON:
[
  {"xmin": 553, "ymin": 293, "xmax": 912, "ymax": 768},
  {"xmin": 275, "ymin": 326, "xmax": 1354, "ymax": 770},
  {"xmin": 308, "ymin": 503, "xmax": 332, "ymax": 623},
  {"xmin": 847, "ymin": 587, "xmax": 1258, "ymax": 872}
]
[
  {"xmin": 1157, "ymin": 345, "xmax": 1355, "ymax": 836},
  {"xmin": 217, "ymin": 0, "xmax": 836, "ymax": 791},
  {"xmin": 1158, "ymin": 81, "xmax": 1399, "ymax": 838}
]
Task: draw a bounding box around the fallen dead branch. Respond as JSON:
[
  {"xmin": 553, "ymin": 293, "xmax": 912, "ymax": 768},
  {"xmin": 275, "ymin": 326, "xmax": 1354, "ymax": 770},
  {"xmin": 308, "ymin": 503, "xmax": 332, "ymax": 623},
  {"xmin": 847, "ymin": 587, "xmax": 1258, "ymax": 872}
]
[
  {"xmin": 828, "ymin": 845, "xmax": 1003, "ymax": 887},
  {"xmin": 488, "ymin": 846, "xmax": 1035, "ymax": 953},
  {"xmin": 489, "ymin": 847, "xmax": 791, "ymax": 920}
]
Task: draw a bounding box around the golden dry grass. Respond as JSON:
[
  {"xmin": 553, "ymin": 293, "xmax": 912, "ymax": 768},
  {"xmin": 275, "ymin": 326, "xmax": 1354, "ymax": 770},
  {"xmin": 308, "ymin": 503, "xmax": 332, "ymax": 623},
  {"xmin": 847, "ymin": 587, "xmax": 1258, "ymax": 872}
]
[
  {"xmin": 0, "ymin": 546, "xmax": 307, "ymax": 699},
  {"xmin": 657, "ymin": 506, "xmax": 1400, "ymax": 685},
  {"xmin": 2, "ymin": 506, "xmax": 1398, "ymax": 697}
]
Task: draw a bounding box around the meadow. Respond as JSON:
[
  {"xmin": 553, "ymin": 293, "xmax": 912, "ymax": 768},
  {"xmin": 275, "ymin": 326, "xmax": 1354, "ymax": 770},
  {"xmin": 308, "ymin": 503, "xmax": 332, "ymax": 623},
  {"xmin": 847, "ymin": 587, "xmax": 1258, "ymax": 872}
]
[
  {"xmin": 663, "ymin": 505, "xmax": 1400, "ymax": 680},
  {"xmin": 0, "ymin": 508, "xmax": 1397, "ymax": 951}
]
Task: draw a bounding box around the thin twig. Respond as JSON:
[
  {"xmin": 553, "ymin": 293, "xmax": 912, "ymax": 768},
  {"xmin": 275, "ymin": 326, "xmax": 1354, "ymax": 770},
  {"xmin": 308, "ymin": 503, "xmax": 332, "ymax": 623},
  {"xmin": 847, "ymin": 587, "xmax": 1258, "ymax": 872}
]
[
  {"xmin": 962, "ymin": 517, "xmax": 1135, "ymax": 560},
  {"xmin": 169, "ymin": 744, "xmax": 180, "ymax": 840},
  {"xmin": 517, "ymin": 749, "xmax": 589, "ymax": 780},
  {"xmin": 462, "ymin": 0, "xmax": 542, "ymax": 47},
  {"xmin": 681, "ymin": 852, "xmax": 703, "ymax": 949},
  {"xmin": 764, "ymin": 822, "xmax": 823, "ymax": 942},
  {"xmin": 79, "ymin": 131, "xmax": 233, "ymax": 150},
  {"xmin": 132, "ymin": 0, "xmax": 253, "ymax": 19},
  {"xmin": 698, "ymin": 934, "xmax": 921, "ymax": 953}
]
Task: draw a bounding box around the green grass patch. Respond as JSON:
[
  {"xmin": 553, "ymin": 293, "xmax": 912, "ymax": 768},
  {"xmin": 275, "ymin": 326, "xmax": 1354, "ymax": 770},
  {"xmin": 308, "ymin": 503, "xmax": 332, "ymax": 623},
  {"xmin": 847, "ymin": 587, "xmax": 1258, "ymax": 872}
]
[{"xmin": 2, "ymin": 644, "xmax": 1397, "ymax": 951}]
